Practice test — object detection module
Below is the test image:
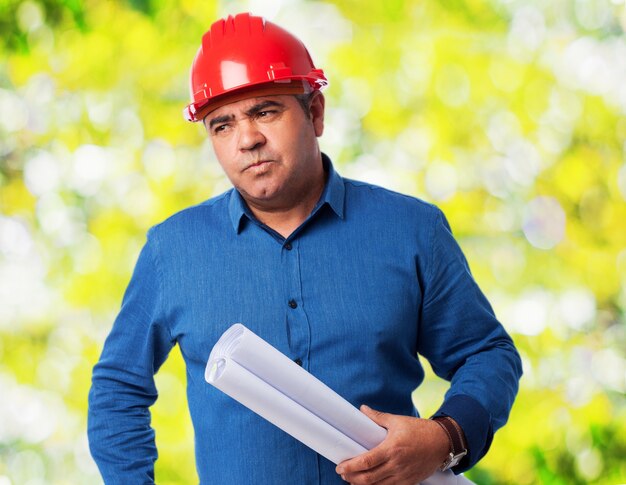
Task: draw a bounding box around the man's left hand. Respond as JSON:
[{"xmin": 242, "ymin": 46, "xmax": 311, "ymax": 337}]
[{"xmin": 335, "ymin": 405, "xmax": 450, "ymax": 485}]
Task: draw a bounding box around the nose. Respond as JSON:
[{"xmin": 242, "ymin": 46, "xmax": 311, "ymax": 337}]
[{"xmin": 238, "ymin": 120, "xmax": 265, "ymax": 152}]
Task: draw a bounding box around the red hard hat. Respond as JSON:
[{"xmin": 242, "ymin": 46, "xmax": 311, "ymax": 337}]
[{"xmin": 184, "ymin": 12, "xmax": 328, "ymax": 122}]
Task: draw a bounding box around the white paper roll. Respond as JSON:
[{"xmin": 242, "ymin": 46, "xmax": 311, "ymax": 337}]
[
  {"xmin": 207, "ymin": 356, "xmax": 367, "ymax": 464},
  {"xmin": 206, "ymin": 323, "xmax": 387, "ymax": 450},
  {"xmin": 205, "ymin": 324, "xmax": 475, "ymax": 484}
]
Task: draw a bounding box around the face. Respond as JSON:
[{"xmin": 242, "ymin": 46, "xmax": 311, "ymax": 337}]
[{"xmin": 204, "ymin": 93, "xmax": 325, "ymax": 212}]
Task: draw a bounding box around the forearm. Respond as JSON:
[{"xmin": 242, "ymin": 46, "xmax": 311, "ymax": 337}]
[
  {"xmin": 431, "ymin": 342, "xmax": 522, "ymax": 472},
  {"xmin": 431, "ymin": 395, "xmax": 490, "ymax": 473},
  {"xmin": 88, "ymin": 366, "xmax": 160, "ymax": 484}
]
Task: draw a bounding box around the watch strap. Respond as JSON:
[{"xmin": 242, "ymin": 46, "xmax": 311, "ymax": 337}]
[{"xmin": 431, "ymin": 416, "xmax": 468, "ymax": 471}]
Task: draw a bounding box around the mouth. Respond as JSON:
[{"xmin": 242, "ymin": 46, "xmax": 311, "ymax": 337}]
[{"xmin": 244, "ymin": 160, "xmax": 272, "ymax": 171}]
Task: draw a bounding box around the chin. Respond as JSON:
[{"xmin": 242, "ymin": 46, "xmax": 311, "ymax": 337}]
[{"xmin": 242, "ymin": 187, "xmax": 278, "ymax": 202}]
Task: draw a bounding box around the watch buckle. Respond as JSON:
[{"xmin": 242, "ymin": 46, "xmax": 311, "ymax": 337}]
[{"xmin": 440, "ymin": 449, "xmax": 468, "ymax": 471}]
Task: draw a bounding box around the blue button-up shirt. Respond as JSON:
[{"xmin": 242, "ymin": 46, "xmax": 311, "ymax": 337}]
[{"xmin": 88, "ymin": 155, "xmax": 522, "ymax": 484}]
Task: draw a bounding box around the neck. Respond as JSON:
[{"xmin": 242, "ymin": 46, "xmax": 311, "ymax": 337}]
[{"xmin": 246, "ymin": 170, "xmax": 327, "ymax": 239}]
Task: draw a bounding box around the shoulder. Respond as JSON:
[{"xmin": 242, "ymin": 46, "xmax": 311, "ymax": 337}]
[
  {"xmin": 147, "ymin": 189, "xmax": 233, "ymax": 241},
  {"xmin": 342, "ymin": 177, "xmax": 443, "ymax": 222}
]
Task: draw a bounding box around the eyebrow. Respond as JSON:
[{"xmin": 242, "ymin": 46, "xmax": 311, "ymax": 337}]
[
  {"xmin": 244, "ymin": 100, "xmax": 285, "ymax": 118},
  {"xmin": 207, "ymin": 99, "xmax": 286, "ymax": 130},
  {"xmin": 207, "ymin": 114, "xmax": 235, "ymax": 130}
]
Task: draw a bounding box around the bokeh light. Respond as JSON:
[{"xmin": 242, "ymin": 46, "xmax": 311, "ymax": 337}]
[{"xmin": 1, "ymin": 0, "xmax": 625, "ymax": 484}]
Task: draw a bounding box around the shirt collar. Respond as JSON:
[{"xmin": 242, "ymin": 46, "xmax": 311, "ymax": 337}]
[
  {"xmin": 320, "ymin": 153, "xmax": 345, "ymax": 220},
  {"xmin": 228, "ymin": 153, "xmax": 345, "ymax": 233}
]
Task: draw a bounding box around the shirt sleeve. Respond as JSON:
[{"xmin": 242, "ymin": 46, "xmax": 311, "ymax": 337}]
[
  {"xmin": 88, "ymin": 229, "xmax": 174, "ymax": 484},
  {"xmin": 418, "ymin": 209, "xmax": 523, "ymax": 473}
]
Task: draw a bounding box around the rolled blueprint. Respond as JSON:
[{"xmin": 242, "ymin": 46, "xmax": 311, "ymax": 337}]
[
  {"xmin": 206, "ymin": 357, "xmax": 367, "ymax": 463},
  {"xmin": 205, "ymin": 324, "xmax": 475, "ymax": 484},
  {"xmin": 205, "ymin": 323, "xmax": 386, "ymax": 463}
]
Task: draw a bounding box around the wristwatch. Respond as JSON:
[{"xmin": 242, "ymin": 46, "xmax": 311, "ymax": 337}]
[{"xmin": 431, "ymin": 416, "xmax": 468, "ymax": 471}]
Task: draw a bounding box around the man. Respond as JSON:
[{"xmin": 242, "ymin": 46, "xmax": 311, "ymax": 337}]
[{"xmin": 88, "ymin": 12, "xmax": 522, "ymax": 485}]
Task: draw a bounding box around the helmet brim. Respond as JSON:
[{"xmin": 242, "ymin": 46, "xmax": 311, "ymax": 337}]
[{"xmin": 186, "ymin": 80, "xmax": 314, "ymax": 122}]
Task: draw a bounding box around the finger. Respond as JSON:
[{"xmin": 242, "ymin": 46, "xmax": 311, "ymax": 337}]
[
  {"xmin": 336, "ymin": 447, "xmax": 387, "ymax": 475},
  {"xmin": 342, "ymin": 462, "xmax": 393, "ymax": 485},
  {"xmin": 369, "ymin": 474, "xmax": 411, "ymax": 485},
  {"xmin": 360, "ymin": 405, "xmax": 391, "ymax": 428}
]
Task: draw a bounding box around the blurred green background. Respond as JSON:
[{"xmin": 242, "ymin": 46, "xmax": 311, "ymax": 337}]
[{"xmin": 1, "ymin": 0, "xmax": 625, "ymax": 483}]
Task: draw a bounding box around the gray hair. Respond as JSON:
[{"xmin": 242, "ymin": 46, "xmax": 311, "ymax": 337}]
[{"xmin": 294, "ymin": 92, "xmax": 317, "ymax": 117}]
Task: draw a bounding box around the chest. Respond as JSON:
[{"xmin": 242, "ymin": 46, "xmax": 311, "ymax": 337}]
[{"xmin": 163, "ymin": 227, "xmax": 423, "ymax": 373}]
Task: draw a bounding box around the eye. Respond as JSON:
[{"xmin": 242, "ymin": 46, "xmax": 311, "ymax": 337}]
[
  {"xmin": 256, "ymin": 110, "xmax": 278, "ymax": 120},
  {"xmin": 212, "ymin": 124, "xmax": 230, "ymax": 135}
]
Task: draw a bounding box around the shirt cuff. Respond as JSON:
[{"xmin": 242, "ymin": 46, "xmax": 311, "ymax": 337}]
[{"xmin": 432, "ymin": 394, "xmax": 493, "ymax": 474}]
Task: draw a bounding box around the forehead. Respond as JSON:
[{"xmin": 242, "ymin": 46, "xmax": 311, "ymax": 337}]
[{"xmin": 208, "ymin": 94, "xmax": 295, "ymax": 118}]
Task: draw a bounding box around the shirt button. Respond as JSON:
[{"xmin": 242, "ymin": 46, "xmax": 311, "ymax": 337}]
[
  {"xmin": 294, "ymin": 358, "xmax": 303, "ymax": 366},
  {"xmin": 285, "ymin": 242, "xmax": 292, "ymax": 250},
  {"xmin": 288, "ymin": 299, "xmax": 298, "ymax": 309}
]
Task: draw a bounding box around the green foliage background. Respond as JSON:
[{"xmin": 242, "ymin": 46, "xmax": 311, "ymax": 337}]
[{"xmin": 1, "ymin": 0, "xmax": 625, "ymax": 483}]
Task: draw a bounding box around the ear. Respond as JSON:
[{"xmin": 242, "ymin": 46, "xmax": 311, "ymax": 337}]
[{"xmin": 310, "ymin": 91, "xmax": 325, "ymax": 137}]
